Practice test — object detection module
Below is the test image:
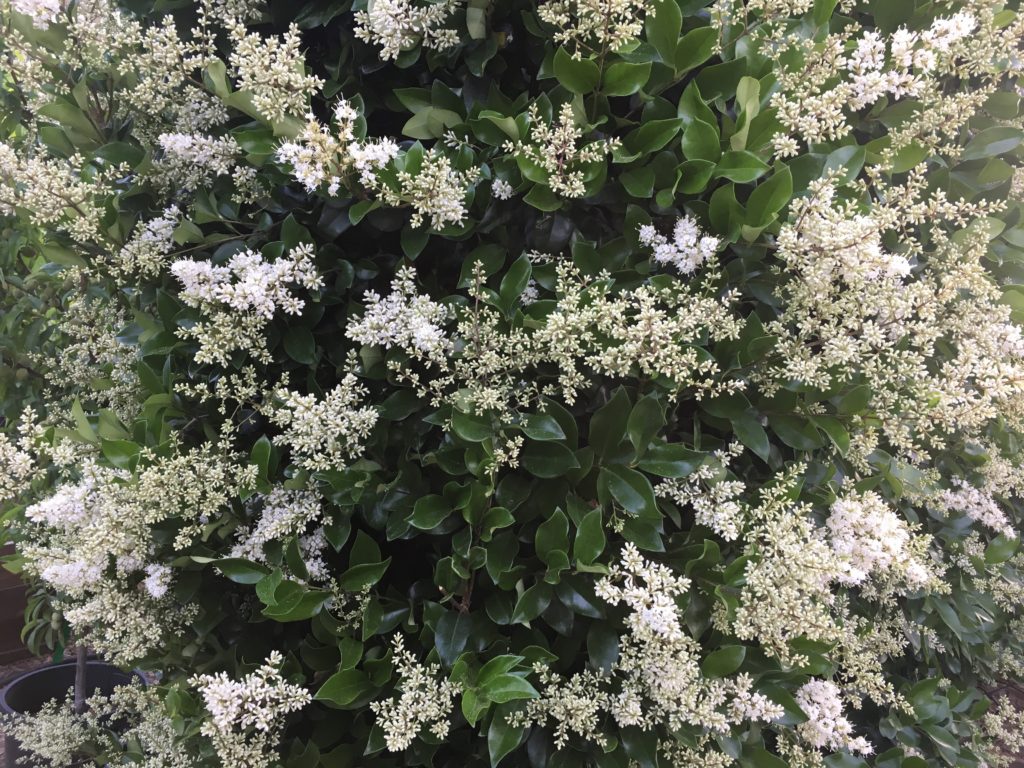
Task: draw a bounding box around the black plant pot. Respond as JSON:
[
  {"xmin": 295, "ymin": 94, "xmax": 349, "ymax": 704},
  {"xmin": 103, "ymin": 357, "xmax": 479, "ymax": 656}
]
[{"xmin": 0, "ymin": 660, "xmax": 143, "ymax": 768}]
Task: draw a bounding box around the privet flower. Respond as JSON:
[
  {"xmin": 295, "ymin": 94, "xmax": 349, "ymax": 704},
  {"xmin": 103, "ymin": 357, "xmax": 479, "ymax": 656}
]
[
  {"xmin": 264, "ymin": 375, "xmax": 379, "ymax": 472},
  {"xmin": 228, "ymin": 22, "xmax": 324, "ymax": 124},
  {"xmin": 231, "ymin": 488, "xmax": 329, "ymax": 582},
  {"xmin": 354, "ymin": 0, "xmax": 462, "ymax": 61},
  {"xmin": 170, "ymin": 244, "xmax": 322, "ymax": 365},
  {"xmin": 114, "ymin": 205, "xmax": 181, "ymax": 277},
  {"xmin": 932, "ymin": 480, "xmax": 1017, "ymax": 540},
  {"xmin": 346, "ymin": 266, "xmax": 451, "ymax": 361},
  {"xmin": 639, "ymin": 215, "xmax": 721, "ymax": 275},
  {"xmin": 371, "ymin": 634, "xmax": 460, "ymax": 751},
  {"xmin": 826, "ymin": 491, "xmax": 933, "ymax": 588},
  {"xmin": 11, "ymin": 0, "xmax": 66, "ymax": 29},
  {"xmin": 18, "ymin": 450, "xmax": 254, "ymax": 663},
  {"xmin": 506, "ymin": 103, "xmax": 620, "ymax": 198},
  {"xmin": 191, "ymin": 652, "xmax": 311, "ymax": 768},
  {"xmin": 518, "ymin": 545, "xmax": 784, "ymax": 745},
  {"xmin": 537, "ymin": 0, "xmax": 652, "ymax": 58},
  {"xmin": 155, "ymin": 132, "xmax": 240, "ymax": 192},
  {"xmin": 276, "ymin": 102, "xmax": 476, "ymax": 228},
  {"xmin": 0, "ymin": 684, "xmax": 192, "ymax": 768},
  {"xmin": 491, "ymin": 177, "xmax": 515, "ymax": 200},
  {"xmin": 794, "ymin": 679, "xmax": 873, "ymax": 755},
  {"xmin": 0, "ymin": 410, "xmax": 41, "ymax": 506}
]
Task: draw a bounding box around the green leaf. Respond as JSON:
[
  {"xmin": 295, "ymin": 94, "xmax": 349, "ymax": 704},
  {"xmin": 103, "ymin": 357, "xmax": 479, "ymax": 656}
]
[
  {"xmin": 621, "ymin": 166, "xmax": 656, "ymax": 198},
  {"xmin": 714, "ymin": 150, "xmax": 770, "ymax": 182},
  {"xmin": 674, "ymin": 26, "xmax": 718, "ymax": 74},
  {"xmin": 838, "ymin": 385, "xmax": 872, "ymax": 415},
  {"xmin": 589, "ymin": 387, "xmax": 631, "ymax": 458},
  {"xmin": 701, "ymin": 645, "xmax": 746, "ymax": 677},
  {"xmin": 536, "ymin": 508, "xmax": 570, "ymax": 567},
  {"xmin": 212, "ymin": 558, "xmax": 271, "ymax": 585},
  {"xmin": 474, "ymin": 656, "xmax": 520, "ymax": 687},
  {"xmin": 646, "ymin": 0, "xmax": 682, "ymax": 64},
  {"xmin": 521, "ymin": 441, "xmax": 580, "ymax": 477},
  {"xmin": 250, "ymin": 435, "xmax": 273, "ymax": 481},
  {"xmin": 519, "ymin": 413, "xmax": 566, "ymax": 441},
  {"xmin": 732, "ymin": 415, "xmax": 771, "ymax": 462},
  {"xmin": 499, "ymin": 254, "xmax": 532, "ymax": 313},
  {"xmin": 435, "ymin": 611, "xmax": 472, "ymax": 666},
  {"xmin": 283, "ymin": 326, "xmax": 316, "ymax": 364},
  {"xmin": 553, "ymin": 48, "xmax": 600, "ymax": 94},
  {"xmin": 481, "ymin": 674, "xmax": 539, "ymax": 703},
  {"xmin": 624, "ymin": 118, "xmax": 684, "ymax": 156},
  {"xmin": 574, "ymin": 508, "xmax": 606, "ymax": 566},
  {"xmin": 599, "ymin": 465, "xmax": 658, "ymax": 518},
  {"xmin": 488, "ymin": 704, "xmax": 526, "ymax": 767},
  {"xmin": 746, "ymin": 166, "xmax": 793, "ymax": 227},
  {"xmin": 627, "ymin": 395, "xmax": 665, "ymax": 458},
  {"xmin": 677, "ymin": 159, "xmax": 716, "ymax": 194},
  {"xmin": 769, "ymin": 414, "xmax": 825, "ymax": 451},
  {"xmin": 409, "ymin": 494, "xmax": 452, "ymax": 530},
  {"xmin": 985, "ymin": 535, "xmax": 1019, "ymax": 565},
  {"xmin": 961, "ymin": 127, "xmax": 1023, "ymax": 161},
  {"xmin": 453, "ymin": 410, "xmax": 493, "ymax": 442},
  {"xmin": 603, "ymin": 62, "xmax": 652, "ymax": 97},
  {"xmin": 811, "ymin": 415, "xmax": 850, "ymax": 456},
  {"xmin": 467, "ymin": 0, "xmax": 488, "ymax": 38},
  {"xmin": 100, "ymin": 439, "xmax": 139, "ymax": 471},
  {"xmin": 315, "ymin": 669, "xmax": 373, "ymax": 706},
  {"xmin": 524, "ymin": 183, "xmax": 563, "ymax": 210},
  {"xmin": 511, "ymin": 582, "xmax": 552, "ymax": 623},
  {"xmin": 337, "ymin": 559, "xmax": 391, "ymax": 590},
  {"xmin": 636, "ymin": 443, "xmax": 704, "ymax": 478}
]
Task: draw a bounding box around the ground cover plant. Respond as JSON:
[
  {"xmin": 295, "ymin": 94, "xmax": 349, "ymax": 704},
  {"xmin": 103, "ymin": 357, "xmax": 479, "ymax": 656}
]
[{"xmin": 1, "ymin": 0, "xmax": 1024, "ymax": 765}]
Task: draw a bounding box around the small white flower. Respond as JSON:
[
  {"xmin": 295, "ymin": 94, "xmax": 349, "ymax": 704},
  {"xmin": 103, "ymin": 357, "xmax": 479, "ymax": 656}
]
[{"xmin": 492, "ymin": 178, "xmax": 515, "ymax": 200}]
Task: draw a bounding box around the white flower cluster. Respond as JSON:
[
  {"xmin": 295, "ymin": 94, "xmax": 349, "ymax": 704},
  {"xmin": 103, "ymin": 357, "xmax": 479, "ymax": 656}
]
[
  {"xmin": 520, "ymin": 545, "xmax": 783, "ymax": 746},
  {"xmin": 538, "ymin": 0, "xmax": 652, "ymax": 58},
  {"xmin": 114, "ymin": 205, "xmax": 181, "ymax": 277},
  {"xmin": 0, "ymin": 684, "xmax": 193, "ymax": 768},
  {"xmin": 170, "ymin": 244, "xmax": 322, "ymax": 365},
  {"xmin": 0, "ymin": 142, "xmax": 117, "ymax": 245},
  {"xmin": 347, "ymin": 266, "xmax": 450, "ymax": 361},
  {"xmin": 506, "ymin": 103, "xmax": 620, "ymax": 198},
  {"xmin": 156, "ymin": 132, "xmax": 239, "ymax": 192},
  {"xmin": 0, "ymin": 411, "xmax": 40, "ymax": 506},
  {"xmin": 277, "ymin": 103, "xmax": 476, "ymax": 228},
  {"xmin": 371, "ymin": 633, "xmax": 460, "ymax": 752},
  {"xmin": 771, "ymin": 12, "xmax": 979, "ymax": 154},
  {"xmin": 389, "ymin": 151, "xmax": 480, "ymax": 229},
  {"xmin": 354, "ymin": 0, "xmax": 462, "ymax": 61},
  {"xmin": 734, "ymin": 491, "xmax": 842, "ymax": 663},
  {"xmin": 228, "ymin": 23, "xmax": 324, "ymax": 124},
  {"xmin": 638, "ymin": 215, "xmax": 720, "ymax": 275},
  {"xmin": 18, "ymin": 451, "xmax": 253, "ymax": 663},
  {"xmin": 826, "ymin": 492, "xmax": 932, "ymax": 588},
  {"xmin": 191, "ymin": 651, "xmax": 311, "ymax": 768},
  {"xmin": 231, "ymin": 488, "xmax": 329, "ymax": 582},
  {"xmin": 492, "ymin": 178, "xmax": 515, "ymax": 200},
  {"xmin": 264, "ymin": 374, "xmax": 379, "ymax": 472},
  {"xmin": 932, "ymin": 480, "xmax": 1017, "ymax": 540},
  {"xmin": 42, "ymin": 297, "xmax": 142, "ymax": 424},
  {"xmin": 596, "ymin": 543, "xmax": 690, "ymax": 641},
  {"xmin": 794, "ymin": 679, "xmax": 873, "ymax": 755},
  {"xmin": 657, "ymin": 442, "xmax": 745, "ymax": 540},
  {"xmin": 277, "ymin": 100, "xmax": 399, "ymax": 194},
  {"xmin": 11, "ymin": 0, "xmax": 66, "ymax": 29}
]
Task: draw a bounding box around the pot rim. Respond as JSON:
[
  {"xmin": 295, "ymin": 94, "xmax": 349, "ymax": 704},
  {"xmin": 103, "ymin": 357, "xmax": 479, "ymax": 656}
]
[{"xmin": 0, "ymin": 660, "xmax": 145, "ymax": 715}]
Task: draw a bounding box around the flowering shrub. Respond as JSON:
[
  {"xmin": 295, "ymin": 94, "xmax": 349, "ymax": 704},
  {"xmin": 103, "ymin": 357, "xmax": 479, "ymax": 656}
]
[{"xmin": 1, "ymin": 0, "xmax": 1023, "ymax": 766}]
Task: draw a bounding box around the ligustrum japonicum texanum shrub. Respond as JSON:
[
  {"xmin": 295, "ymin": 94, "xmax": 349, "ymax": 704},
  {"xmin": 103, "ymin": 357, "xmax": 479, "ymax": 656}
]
[{"xmin": 1, "ymin": 0, "xmax": 1024, "ymax": 765}]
